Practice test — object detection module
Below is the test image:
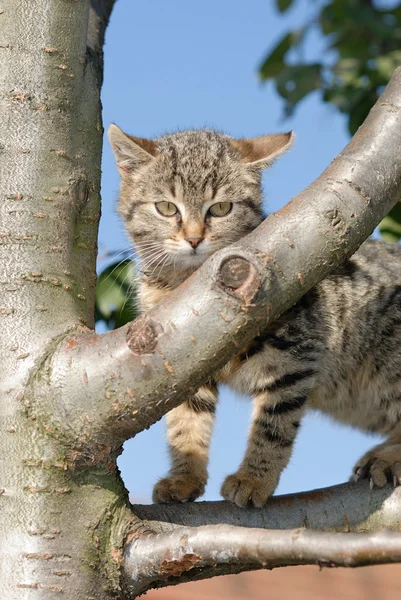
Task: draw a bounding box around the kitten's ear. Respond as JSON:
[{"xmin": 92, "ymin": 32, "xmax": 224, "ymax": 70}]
[
  {"xmin": 108, "ymin": 124, "xmax": 157, "ymax": 176},
  {"xmin": 231, "ymin": 132, "xmax": 294, "ymax": 168}
]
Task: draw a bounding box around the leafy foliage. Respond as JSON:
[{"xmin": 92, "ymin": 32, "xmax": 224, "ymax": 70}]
[
  {"xmin": 277, "ymin": 0, "xmax": 294, "ymax": 12},
  {"xmin": 379, "ymin": 203, "xmax": 401, "ymax": 243},
  {"xmin": 95, "ymin": 258, "xmax": 136, "ymax": 329},
  {"xmin": 261, "ymin": 0, "xmax": 401, "ymax": 241}
]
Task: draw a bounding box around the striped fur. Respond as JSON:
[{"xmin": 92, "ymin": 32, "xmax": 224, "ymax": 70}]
[{"xmin": 110, "ymin": 126, "xmax": 401, "ymax": 507}]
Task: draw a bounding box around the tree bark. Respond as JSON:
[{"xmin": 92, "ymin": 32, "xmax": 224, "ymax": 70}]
[
  {"xmin": 132, "ymin": 481, "xmax": 401, "ymax": 534},
  {"xmin": 1, "ymin": 1, "xmax": 401, "ymax": 597},
  {"xmin": 0, "ymin": 1, "xmax": 120, "ymax": 597},
  {"xmin": 124, "ymin": 525, "xmax": 401, "ymax": 596},
  {"xmin": 123, "ymin": 482, "xmax": 401, "ymax": 595},
  {"xmin": 88, "ymin": 0, "xmax": 117, "ymax": 77}
]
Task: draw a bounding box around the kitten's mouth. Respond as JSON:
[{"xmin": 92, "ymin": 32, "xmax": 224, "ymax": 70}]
[{"xmin": 175, "ymin": 249, "xmax": 211, "ymax": 269}]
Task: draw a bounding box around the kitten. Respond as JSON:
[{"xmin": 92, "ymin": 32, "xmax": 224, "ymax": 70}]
[{"xmin": 109, "ymin": 124, "xmax": 401, "ymax": 507}]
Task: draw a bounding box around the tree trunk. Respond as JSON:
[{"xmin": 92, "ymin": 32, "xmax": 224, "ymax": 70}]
[
  {"xmin": 0, "ymin": 1, "xmax": 124, "ymax": 597},
  {"xmin": 1, "ymin": 1, "xmax": 401, "ymax": 598}
]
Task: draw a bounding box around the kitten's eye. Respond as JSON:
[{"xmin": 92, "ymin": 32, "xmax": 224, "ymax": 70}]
[
  {"xmin": 208, "ymin": 202, "xmax": 233, "ymax": 217},
  {"xmin": 155, "ymin": 201, "xmax": 178, "ymax": 217}
]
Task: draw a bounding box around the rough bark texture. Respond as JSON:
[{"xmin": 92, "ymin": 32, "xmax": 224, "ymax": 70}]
[
  {"xmin": 1, "ymin": 1, "xmax": 401, "ymax": 597},
  {"xmin": 124, "ymin": 483, "xmax": 401, "ymax": 595},
  {"xmin": 124, "ymin": 526, "xmax": 401, "ymax": 596},
  {"xmin": 0, "ymin": 1, "xmax": 121, "ymax": 598}
]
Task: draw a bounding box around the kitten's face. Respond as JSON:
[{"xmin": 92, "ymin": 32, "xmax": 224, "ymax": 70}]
[{"xmin": 109, "ymin": 127, "xmax": 293, "ymax": 277}]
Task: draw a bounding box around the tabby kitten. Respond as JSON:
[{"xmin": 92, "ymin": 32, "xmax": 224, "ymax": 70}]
[{"xmin": 109, "ymin": 124, "xmax": 401, "ymax": 507}]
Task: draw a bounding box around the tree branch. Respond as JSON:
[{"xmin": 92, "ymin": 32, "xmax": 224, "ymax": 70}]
[
  {"xmin": 123, "ymin": 523, "xmax": 401, "ymax": 596},
  {"xmin": 131, "ymin": 481, "xmax": 401, "ymax": 534},
  {"xmin": 87, "ymin": 0, "xmax": 117, "ymax": 77},
  {"xmin": 32, "ymin": 68, "xmax": 401, "ymax": 464},
  {"xmin": 123, "ymin": 481, "xmax": 401, "ymax": 594}
]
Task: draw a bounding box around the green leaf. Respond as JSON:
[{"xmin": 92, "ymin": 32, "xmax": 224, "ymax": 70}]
[
  {"xmin": 332, "ymin": 58, "xmax": 362, "ymax": 85},
  {"xmin": 262, "ymin": 0, "xmax": 401, "ymax": 137},
  {"xmin": 275, "ymin": 63, "xmax": 322, "ymax": 107},
  {"xmin": 95, "ymin": 259, "xmax": 136, "ymax": 329},
  {"xmin": 323, "ymin": 83, "xmax": 377, "ymax": 134},
  {"xmin": 379, "ymin": 203, "xmax": 401, "ymax": 243},
  {"xmin": 276, "ymin": 0, "xmax": 293, "ymax": 13},
  {"xmin": 376, "ymin": 51, "xmax": 401, "ymax": 81},
  {"xmin": 259, "ymin": 33, "xmax": 293, "ymax": 80}
]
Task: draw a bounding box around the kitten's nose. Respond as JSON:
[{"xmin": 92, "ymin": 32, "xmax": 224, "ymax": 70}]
[{"xmin": 186, "ymin": 237, "xmax": 203, "ymax": 249}]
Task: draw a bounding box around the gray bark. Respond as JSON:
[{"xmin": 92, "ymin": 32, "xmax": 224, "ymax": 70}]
[
  {"xmin": 0, "ymin": 1, "xmax": 121, "ymax": 598},
  {"xmin": 132, "ymin": 481, "xmax": 401, "ymax": 534},
  {"xmin": 124, "ymin": 483, "xmax": 401, "ymax": 595},
  {"xmin": 124, "ymin": 526, "xmax": 401, "ymax": 596},
  {"xmin": 1, "ymin": 1, "xmax": 401, "ymax": 598}
]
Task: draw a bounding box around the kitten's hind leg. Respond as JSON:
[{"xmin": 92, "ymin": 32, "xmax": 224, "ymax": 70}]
[
  {"xmin": 352, "ymin": 428, "xmax": 401, "ymax": 488},
  {"xmin": 152, "ymin": 385, "xmax": 217, "ymax": 503},
  {"xmin": 221, "ymin": 373, "xmax": 315, "ymax": 508}
]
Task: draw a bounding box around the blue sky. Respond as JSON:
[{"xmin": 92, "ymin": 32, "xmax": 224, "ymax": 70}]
[{"xmin": 99, "ymin": 0, "xmax": 383, "ymax": 503}]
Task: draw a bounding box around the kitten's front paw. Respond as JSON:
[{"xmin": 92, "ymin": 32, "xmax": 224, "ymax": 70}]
[
  {"xmin": 352, "ymin": 443, "xmax": 401, "ymax": 488},
  {"xmin": 152, "ymin": 474, "xmax": 205, "ymax": 504},
  {"xmin": 221, "ymin": 472, "xmax": 277, "ymax": 508}
]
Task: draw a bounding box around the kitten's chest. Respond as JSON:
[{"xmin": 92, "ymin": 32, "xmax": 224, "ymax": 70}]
[
  {"xmin": 138, "ymin": 283, "xmax": 169, "ymax": 313},
  {"xmin": 138, "ymin": 270, "xmax": 195, "ymax": 313}
]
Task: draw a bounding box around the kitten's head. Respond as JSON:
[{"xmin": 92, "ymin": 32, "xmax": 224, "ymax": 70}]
[{"xmin": 109, "ymin": 126, "xmax": 293, "ymax": 277}]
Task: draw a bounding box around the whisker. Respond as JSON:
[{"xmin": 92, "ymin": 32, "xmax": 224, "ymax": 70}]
[
  {"xmin": 134, "ymin": 241, "xmax": 163, "ymax": 251},
  {"xmin": 148, "ymin": 251, "xmax": 170, "ymax": 279},
  {"xmin": 139, "ymin": 255, "xmax": 168, "ymax": 276},
  {"xmin": 134, "ymin": 243, "xmax": 164, "ymax": 262},
  {"xmin": 172, "ymin": 251, "xmax": 179, "ymax": 275},
  {"xmin": 97, "ymin": 257, "xmax": 136, "ymax": 318},
  {"xmin": 99, "ymin": 254, "xmax": 135, "ymax": 290},
  {"xmin": 147, "ymin": 251, "xmax": 168, "ymax": 273},
  {"xmin": 135, "ymin": 243, "xmax": 164, "ymax": 257},
  {"xmin": 138, "ymin": 249, "xmax": 167, "ymax": 267},
  {"xmin": 118, "ymin": 266, "xmax": 137, "ymax": 315},
  {"xmin": 98, "ymin": 246, "xmax": 132, "ymax": 262},
  {"xmin": 136, "ymin": 244, "xmax": 163, "ymax": 256},
  {"xmin": 152, "ymin": 252, "xmax": 172, "ymax": 281}
]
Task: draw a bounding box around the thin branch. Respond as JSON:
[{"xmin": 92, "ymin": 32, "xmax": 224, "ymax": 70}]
[
  {"xmin": 33, "ymin": 69, "xmax": 401, "ymax": 464},
  {"xmin": 131, "ymin": 481, "xmax": 401, "ymax": 534},
  {"xmin": 123, "ymin": 523, "xmax": 401, "ymax": 596},
  {"xmin": 88, "ymin": 0, "xmax": 118, "ymax": 77}
]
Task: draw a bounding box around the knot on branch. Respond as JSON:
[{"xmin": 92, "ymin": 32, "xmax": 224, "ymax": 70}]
[
  {"xmin": 127, "ymin": 317, "xmax": 163, "ymax": 355},
  {"xmin": 219, "ymin": 256, "xmax": 261, "ymax": 303}
]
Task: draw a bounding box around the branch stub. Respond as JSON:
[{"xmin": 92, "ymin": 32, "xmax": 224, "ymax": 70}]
[
  {"xmin": 220, "ymin": 257, "xmax": 251, "ymax": 289},
  {"xmin": 126, "ymin": 317, "xmax": 163, "ymax": 355},
  {"xmin": 219, "ymin": 256, "xmax": 261, "ymax": 303}
]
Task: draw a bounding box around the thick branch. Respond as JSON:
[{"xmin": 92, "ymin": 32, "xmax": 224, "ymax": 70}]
[
  {"xmin": 123, "ymin": 478, "xmax": 401, "ymax": 594},
  {"xmin": 123, "ymin": 523, "xmax": 401, "ymax": 596},
  {"xmin": 131, "ymin": 481, "xmax": 401, "ymax": 534},
  {"xmin": 33, "ymin": 69, "xmax": 401, "ymax": 462}
]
